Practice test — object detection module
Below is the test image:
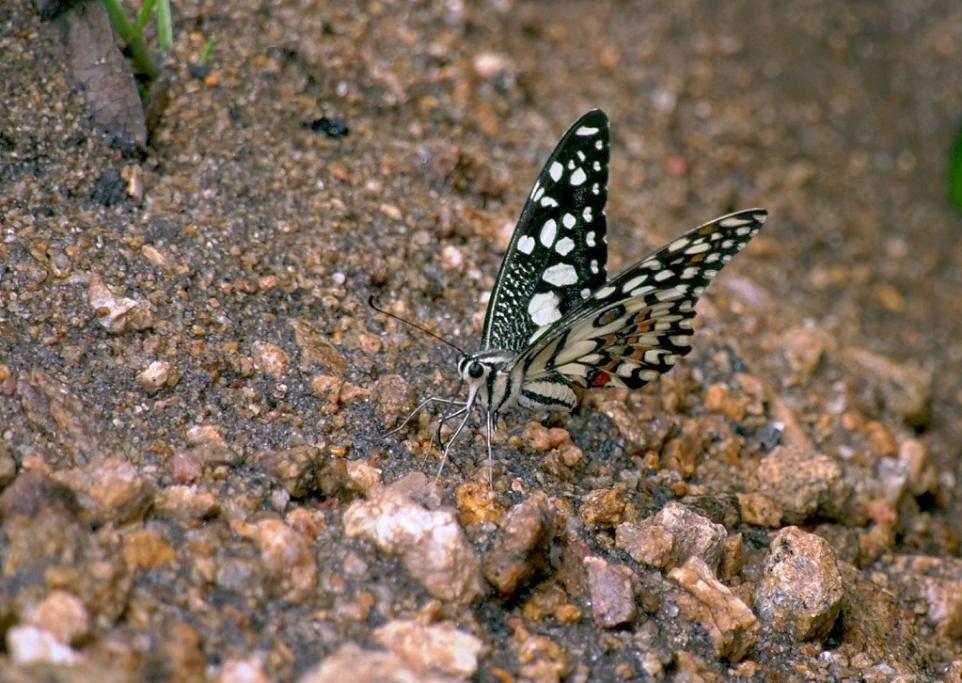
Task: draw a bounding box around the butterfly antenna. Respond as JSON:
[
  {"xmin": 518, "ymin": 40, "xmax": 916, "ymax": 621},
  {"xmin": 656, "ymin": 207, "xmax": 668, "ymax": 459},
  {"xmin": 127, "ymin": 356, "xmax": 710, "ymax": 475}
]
[{"xmin": 368, "ymin": 295, "xmax": 467, "ymax": 355}]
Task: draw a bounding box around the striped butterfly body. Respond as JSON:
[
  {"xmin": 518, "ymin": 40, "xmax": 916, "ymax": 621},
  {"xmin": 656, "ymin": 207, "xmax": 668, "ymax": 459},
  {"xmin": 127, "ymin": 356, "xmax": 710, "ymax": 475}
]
[{"xmin": 396, "ymin": 110, "xmax": 766, "ymax": 481}]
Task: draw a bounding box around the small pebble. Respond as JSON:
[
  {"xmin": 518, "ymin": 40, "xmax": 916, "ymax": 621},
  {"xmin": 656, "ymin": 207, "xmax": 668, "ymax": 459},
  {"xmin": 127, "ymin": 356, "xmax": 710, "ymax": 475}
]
[
  {"xmin": 138, "ymin": 360, "xmax": 176, "ymax": 392},
  {"xmin": 252, "ymin": 341, "xmax": 290, "ymax": 376},
  {"xmin": 584, "ymin": 556, "xmax": 636, "ymax": 628}
]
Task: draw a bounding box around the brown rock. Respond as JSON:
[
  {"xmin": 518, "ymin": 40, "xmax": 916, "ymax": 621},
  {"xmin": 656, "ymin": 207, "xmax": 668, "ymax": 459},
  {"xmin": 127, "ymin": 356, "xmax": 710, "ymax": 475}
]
[
  {"xmin": 719, "ymin": 533, "xmax": 744, "ymax": 582},
  {"xmin": 0, "ymin": 471, "xmax": 79, "ymax": 521},
  {"xmin": 669, "ymin": 557, "xmax": 759, "ymax": 661},
  {"xmin": 255, "ymin": 445, "xmax": 323, "ymax": 498},
  {"xmin": 754, "ymin": 527, "xmax": 843, "ymax": 642},
  {"xmin": 842, "ymin": 347, "xmax": 931, "ymax": 428},
  {"xmin": 736, "ymin": 492, "xmax": 783, "ymax": 528},
  {"xmin": 372, "ymin": 374, "xmax": 416, "ymax": 430},
  {"xmin": 254, "ymin": 519, "xmax": 317, "ymax": 603},
  {"xmin": 251, "ymin": 341, "xmax": 290, "ymax": 376},
  {"xmin": 52, "ymin": 458, "xmax": 153, "ymax": 525},
  {"xmin": 18, "ymin": 370, "xmax": 108, "ymax": 464},
  {"xmin": 311, "ymin": 374, "xmax": 344, "ymax": 413},
  {"xmin": 122, "ymin": 528, "xmax": 176, "ymax": 569},
  {"xmin": 615, "ymin": 521, "xmax": 674, "ymax": 568},
  {"xmin": 756, "ymin": 446, "xmax": 846, "ymax": 523},
  {"xmin": 88, "ymin": 275, "xmax": 154, "ymax": 333},
  {"xmin": 780, "ymin": 324, "xmax": 832, "ymax": 378},
  {"xmin": 456, "ymin": 482, "xmax": 503, "ymax": 526},
  {"xmin": 899, "ymin": 438, "xmax": 937, "ymax": 497},
  {"xmin": 622, "ymin": 501, "xmax": 727, "ymax": 571},
  {"xmin": 23, "ymin": 590, "xmax": 89, "ymax": 645},
  {"xmin": 483, "ymin": 492, "xmax": 554, "ymax": 595},
  {"xmin": 298, "ymin": 643, "xmax": 449, "ymax": 683},
  {"xmin": 137, "ymin": 360, "xmax": 177, "ymax": 392},
  {"xmin": 513, "ymin": 623, "xmax": 571, "ymax": 682},
  {"xmin": 153, "ymin": 485, "xmax": 220, "ymax": 522},
  {"xmin": 344, "ymin": 478, "xmax": 482, "ymax": 603},
  {"xmin": 584, "ymin": 556, "xmax": 636, "ymax": 628},
  {"xmin": 579, "ymin": 488, "xmax": 628, "ymax": 527},
  {"xmin": 346, "ymin": 461, "xmax": 382, "ymax": 497},
  {"xmin": 373, "ymin": 619, "xmax": 483, "ymax": 680},
  {"xmin": 523, "ymin": 421, "xmax": 552, "ymax": 452},
  {"xmin": 290, "ymin": 319, "xmax": 348, "ymax": 376}
]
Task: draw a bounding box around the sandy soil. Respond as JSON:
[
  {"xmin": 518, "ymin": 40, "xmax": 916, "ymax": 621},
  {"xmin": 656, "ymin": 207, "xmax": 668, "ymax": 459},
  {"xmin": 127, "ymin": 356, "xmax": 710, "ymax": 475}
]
[{"xmin": 2, "ymin": 1, "xmax": 962, "ymax": 681}]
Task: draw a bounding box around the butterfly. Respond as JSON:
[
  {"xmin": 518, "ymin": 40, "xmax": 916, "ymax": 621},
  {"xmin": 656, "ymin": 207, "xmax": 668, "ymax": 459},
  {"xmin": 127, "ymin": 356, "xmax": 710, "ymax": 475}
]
[{"xmin": 385, "ymin": 109, "xmax": 766, "ymax": 482}]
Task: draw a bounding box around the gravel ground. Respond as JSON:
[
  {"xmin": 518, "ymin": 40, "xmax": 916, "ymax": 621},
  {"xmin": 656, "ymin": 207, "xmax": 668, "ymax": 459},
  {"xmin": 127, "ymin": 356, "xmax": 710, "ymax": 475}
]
[{"xmin": 2, "ymin": 1, "xmax": 962, "ymax": 681}]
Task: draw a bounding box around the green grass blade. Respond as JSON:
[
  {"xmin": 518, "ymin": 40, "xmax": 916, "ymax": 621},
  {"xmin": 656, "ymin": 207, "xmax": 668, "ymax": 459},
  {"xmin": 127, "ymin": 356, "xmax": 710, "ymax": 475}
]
[
  {"xmin": 199, "ymin": 38, "xmax": 215, "ymax": 66},
  {"xmin": 135, "ymin": 0, "xmax": 157, "ymax": 32},
  {"xmin": 950, "ymin": 125, "xmax": 962, "ymax": 211},
  {"xmin": 156, "ymin": 0, "xmax": 173, "ymax": 50},
  {"xmin": 100, "ymin": 0, "xmax": 159, "ymax": 79}
]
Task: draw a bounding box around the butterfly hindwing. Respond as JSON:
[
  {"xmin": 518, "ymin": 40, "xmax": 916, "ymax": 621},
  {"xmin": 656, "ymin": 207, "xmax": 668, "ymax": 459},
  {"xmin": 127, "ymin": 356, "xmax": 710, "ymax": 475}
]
[
  {"xmin": 517, "ymin": 209, "xmax": 767, "ymax": 401},
  {"xmin": 482, "ymin": 110, "xmax": 610, "ymax": 353}
]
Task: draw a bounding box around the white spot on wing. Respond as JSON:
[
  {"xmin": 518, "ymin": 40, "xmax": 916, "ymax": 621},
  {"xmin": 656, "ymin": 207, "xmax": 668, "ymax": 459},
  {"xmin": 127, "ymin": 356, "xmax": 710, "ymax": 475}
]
[
  {"xmin": 583, "ymin": 206, "xmax": 593, "ymax": 222},
  {"xmin": 549, "ymin": 162, "xmax": 563, "ymax": 182},
  {"xmin": 540, "ymin": 219, "xmax": 557, "ymax": 247},
  {"xmin": 517, "ymin": 236, "xmax": 535, "ymax": 254},
  {"xmin": 669, "ymin": 238, "xmax": 690, "ymax": 252},
  {"xmin": 595, "ymin": 140, "xmax": 603, "ymax": 150},
  {"xmin": 543, "ymin": 263, "xmax": 578, "ymax": 286},
  {"xmin": 555, "ymin": 237, "xmax": 575, "ymax": 256},
  {"xmin": 685, "ymin": 242, "xmax": 710, "ymax": 255},
  {"xmin": 580, "ymin": 288, "xmax": 591, "ymax": 299},
  {"xmin": 590, "ymin": 259, "xmax": 599, "ymax": 274},
  {"xmin": 576, "ymin": 126, "xmax": 599, "ymax": 136},
  {"xmin": 562, "ymin": 213, "xmax": 576, "ymax": 229},
  {"xmin": 594, "ymin": 285, "xmax": 616, "ymax": 299},
  {"xmin": 528, "ymin": 292, "xmax": 561, "ymax": 326},
  {"xmin": 719, "ymin": 216, "xmax": 751, "ymax": 228},
  {"xmin": 654, "ymin": 269, "xmax": 674, "ymax": 281},
  {"xmin": 570, "ymin": 168, "xmax": 587, "ymax": 185},
  {"xmin": 586, "ymin": 231, "xmax": 596, "ymax": 247},
  {"xmin": 540, "ymin": 196, "xmax": 559, "ymax": 207}
]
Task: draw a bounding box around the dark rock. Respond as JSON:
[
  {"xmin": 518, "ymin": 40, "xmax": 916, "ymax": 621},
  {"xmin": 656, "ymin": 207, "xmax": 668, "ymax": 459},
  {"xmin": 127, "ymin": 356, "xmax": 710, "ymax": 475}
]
[
  {"xmin": 90, "ymin": 168, "xmax": 126, "ymax": 206},
  {"xmin": 305, "ymin": 116, "xmax": 350, "ymax": 139}
]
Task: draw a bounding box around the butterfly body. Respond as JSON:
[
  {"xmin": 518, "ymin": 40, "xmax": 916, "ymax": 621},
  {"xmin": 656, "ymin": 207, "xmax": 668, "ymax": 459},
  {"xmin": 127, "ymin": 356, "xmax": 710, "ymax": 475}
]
[{"xmin": 391, "ymin": 110, "xmax": 766, "ymax": 481}]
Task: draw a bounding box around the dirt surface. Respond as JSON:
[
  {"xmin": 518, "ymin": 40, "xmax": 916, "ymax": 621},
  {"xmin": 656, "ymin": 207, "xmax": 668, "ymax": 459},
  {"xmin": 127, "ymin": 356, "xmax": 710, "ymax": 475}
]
[{"xmin": 2, "ymin": 1, "xmax": 962, "ymax": 681}]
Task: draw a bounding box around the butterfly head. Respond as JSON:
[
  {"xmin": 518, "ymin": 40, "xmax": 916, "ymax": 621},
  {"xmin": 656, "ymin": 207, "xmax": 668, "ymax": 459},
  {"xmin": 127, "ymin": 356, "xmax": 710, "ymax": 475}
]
[{"xmin": 456, "ymin": 350, "xmax": 519, "ymax": 413}]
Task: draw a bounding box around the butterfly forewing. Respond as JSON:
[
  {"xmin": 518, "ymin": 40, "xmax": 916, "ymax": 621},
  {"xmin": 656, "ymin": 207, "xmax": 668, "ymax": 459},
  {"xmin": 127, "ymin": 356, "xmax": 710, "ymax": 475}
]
[
  {"xmin": 516, "ymin": 209, "xmax": 767, "ymax": 401},
  {"xmin": 482, "ymin": 110, "xmax": 610, "ymax": 352}
]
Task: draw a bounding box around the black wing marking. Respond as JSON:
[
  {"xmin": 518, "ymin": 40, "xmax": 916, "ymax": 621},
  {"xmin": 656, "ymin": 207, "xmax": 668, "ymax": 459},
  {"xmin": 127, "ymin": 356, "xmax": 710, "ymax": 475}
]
[
  {"xmin": 482, "ymin": 110, "xmax": 609, "ymax": 352},
  {"xmin": 515, "ymin": 209, "xmax": 767, "ymax": 400}
]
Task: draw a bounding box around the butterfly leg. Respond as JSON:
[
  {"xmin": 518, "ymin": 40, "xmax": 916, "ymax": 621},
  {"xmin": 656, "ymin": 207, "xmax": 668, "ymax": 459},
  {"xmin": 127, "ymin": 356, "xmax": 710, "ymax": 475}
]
[
  {"xmin": 435, "ymin": 405, "xmax": 468, "ymax": 450},
  {"xmin": 434, "ymin": 408, "xmax": 474, "ymax": 483},
  {"xmin": 387, "ymin": 396, "xmax": 467, "ymax": 436},
  {"xmin": 485, "ymin": 410, "xmax": 494, "ymax": 488}
]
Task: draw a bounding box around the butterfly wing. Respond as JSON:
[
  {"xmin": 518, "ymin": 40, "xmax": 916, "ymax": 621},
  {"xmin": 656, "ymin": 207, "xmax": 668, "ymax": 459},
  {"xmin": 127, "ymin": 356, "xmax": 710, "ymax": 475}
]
[
  {"xmin": 514, "ymin": 209, "xmax": 767, "ymax": 409},
  {"xmin": 482, "ymin": 110, "xmax": 610, "ymax": 353}
]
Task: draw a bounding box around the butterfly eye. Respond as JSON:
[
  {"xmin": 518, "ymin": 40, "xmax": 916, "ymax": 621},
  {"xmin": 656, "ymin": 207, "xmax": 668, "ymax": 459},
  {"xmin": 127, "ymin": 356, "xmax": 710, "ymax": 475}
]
[{"xmin": 468, "ymin": 361, "xmax": 484, "ymax": 378}]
